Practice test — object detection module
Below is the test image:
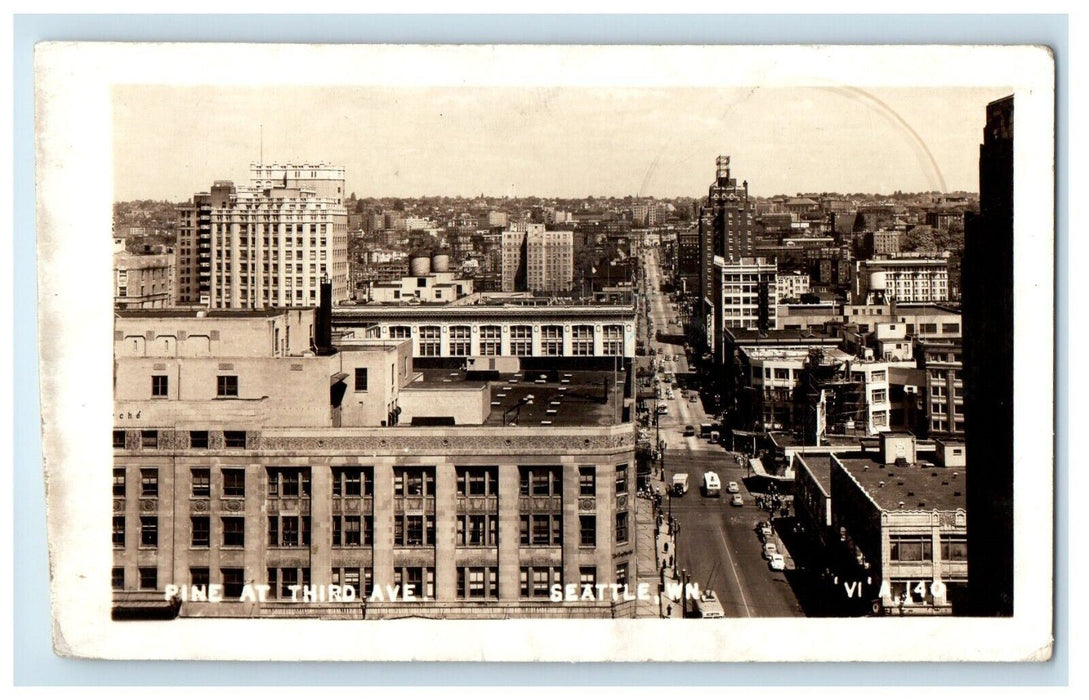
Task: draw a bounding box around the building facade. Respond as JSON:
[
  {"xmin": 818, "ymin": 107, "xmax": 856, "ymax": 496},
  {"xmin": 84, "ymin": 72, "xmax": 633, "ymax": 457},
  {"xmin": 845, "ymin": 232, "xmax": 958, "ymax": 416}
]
[
  {"xmin": 854, "ymin": 258, "xmax": 950, "ymax": 305},
  {"xmin": 112, "ymin": 307, "xmax": 638, "ymax": 619},
  {"xmin": 114, "ymin": 250, "xmax": 176, "ymax": 309},
  {"xmin": 176, "ymin": 172, "xmax": 349, "ymax": 309},
  {"xmin": 526, "ymin": 230, "xmax": 574, "ymax": 294}
]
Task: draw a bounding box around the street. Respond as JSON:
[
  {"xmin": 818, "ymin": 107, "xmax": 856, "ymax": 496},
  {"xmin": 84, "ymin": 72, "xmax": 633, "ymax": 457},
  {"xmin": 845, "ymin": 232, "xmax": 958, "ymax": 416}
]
[{"xmin": 639, "ymin": 240, "xmax": 803, "ymax": 618}]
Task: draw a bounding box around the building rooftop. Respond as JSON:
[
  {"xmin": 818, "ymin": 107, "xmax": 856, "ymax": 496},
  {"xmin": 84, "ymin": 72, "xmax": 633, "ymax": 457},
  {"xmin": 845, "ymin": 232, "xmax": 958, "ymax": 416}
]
[
  {"xmin": 408, "ymin": 368, "xmax": 627, "ymax": 427},
  {"xmin": 727, "ymin": 327, "xmax": 841, "ymax": 344},
  {"xmin": 116, "ymin": 307, "xmax": 300, "ymax": 319},
  {"xmin": 839, "ymin": 457, "xmax": 966, "ymax": 512}
]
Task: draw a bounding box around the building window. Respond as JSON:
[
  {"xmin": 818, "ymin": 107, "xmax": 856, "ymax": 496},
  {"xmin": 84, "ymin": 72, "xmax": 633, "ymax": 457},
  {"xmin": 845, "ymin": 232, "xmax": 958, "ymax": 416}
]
[
  {"xmin": 580, "ymin": 515, "xmax": 596, "ymax": 546},
  {"xmin": 191, "ymin": 468, "xmax": 210, "ymax": 497},
  {"xmin": 332, "ymin": 467, "xmax": 372, "ymax": 497},
  {"xmin": 223, "ymin": 431, "xmax": 247, "ymax": 448},
  {"xmin": 217, "ymin": 375, "xmax": 239, "ymax": 397},
  {"xmin": 112, "ymin": 515, "xmax": 125, "ymax": 547},
  {"xmin": 510, "ymin": 325, "xmax": 533, "ymax": 356},
  {"xmin": 519, "ymin": 466, "xmax": 561, "ymax": 497},
  {"xmin": 615, "ymin": 511, "xmax": 629, "ymax": 544},
  {"xmin": 221, "ymin": 568, "xmax": 245, "ymax": 598},
  {"xmin": 354, "ymin": 367, "xmax": 368, "ymax": 392},
  {"xmin": 191, "ymin": 516, "xmax": 210, "ymax": 547},
  {"xmin": 268, "ymin": 515, "xmax": 311, "ymax": 547},
  {"xmin": 603, "ymin": 325, "xmax": 624, "ymax": 355},
  {"xmin": 520, "ymin": 513, "xmax": 562, "ymax": 546},
  {"xmin": 616, "ymin": 562, "xmax": 629, "ymax": 588},
  {"xmin": 393, "ymin": 567, "xmax": 434, "ymax": 600},
  {"xmin": 456, "ymin": 513, "xmax": 499, "ymax": 547},
  {"xmin": 190, "ymin": 567, "xmax": 210, "ymax": 589},
  {"xmin": 519, "ymin": 566, "xmax": 561, "ymax": 599},
  {"xmin": 579, "ymin": 466, "xmax": 596, "ymax": 497},
  {"xmin": 571, "ymin": 325, "xmax": 594, "ymax": 356},
  {"xmin": 456, "ymin": 466, "xmax": 498, "ymax": 496},
  {"xmin": 449, "ymin": 326, "xmax": 472, "ymax": 356},
  {"xmin": 942, "ymin": 323, "xmax": 960, "ymax": 334},
  {"xmin": 941, "ymin": 536, "xmax": 968, "ymax": 561},
  {"xmin": 457, "ymin": 567, "xmax": 499, "ymax": 599},
  {"xmin": 394, "ymin": 514, "xmax": 436, "ymax": 547},
  {"xmin": 140, "ymin": 468, "xmax": 158, "ymax": 497},
  {"xmin": 113, "ymin": 468, "xmax": 126, "ymax": 497},
  {"xmin": 267, "ymin": 467, "xmax": 311, "ymax": 498},
  {"xmin": 222, "ymin": 517, "xmax": 245, "ymax": 547},
  {"xmin": 418, "ymin": 326, "xmax": 441, "ymax": 357},
  {"xmin": 389, "ymin": 325, "xmax": 411, "ymax": 339},
  {"xmin": 580, "ymin": 566, "xmax": 597, "ymax": 590},
  {"xmin": 394, "ymin": 467, "xmax": 435, "ymax": 497},
  {"xmin": 479, "ymin": 325, "xmax": 501, "ymax": 355},
  {"xmin": 615, "ymin": 464, "xmax": 629, "ymax": 495},
  {"xmin": 331, "ymin": 567, "xmax": 373, "ymax": 597},
  {"xmin": 890, "ymin": 535, "xmax": 933, "ymax": 562},
  {"xmin": 113, "ymin": 430, "xmax": 126, "ymax": 448},
  {"xmin": 151, "ymin": 375, "xmax": 168, "ymax": 397},
  {"xmin": 541, "ymin": 325, "xmax": 564, "ymax": 356},
  {"xmin": 190, "ymin": 430, "xmax": 209, "ymax": 449},
  {"xmin": 139, "ymin": 567, "xmax": 157, "ymax": 590},
  {"xmin": 140, "ymin": 430, "xmax": 158, "ymax": 449},
  {"xmin": 871, "ymin": 389, "xmax": 888, "ymax": 404},
  {"xmin": 112, "ymin": 567, "xmax": 125, "ymax": 590},
  {"xmin": 222, "ymin": 468, "xmax": 245, "ymax": 498},
  {"xmin": 140, "ymin": 516, "xmax": 158, "ymax": 548},
  {"xmin": 332, "ymin": 515, "xmax": 372, "ymax": 547}
]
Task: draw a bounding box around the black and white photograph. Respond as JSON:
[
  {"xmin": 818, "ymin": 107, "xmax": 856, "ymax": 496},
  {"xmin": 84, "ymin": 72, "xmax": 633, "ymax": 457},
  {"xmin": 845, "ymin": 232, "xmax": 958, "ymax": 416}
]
[{"xmin": 34, "ymin": 42, "xmax": 1055, "ymax": 662}]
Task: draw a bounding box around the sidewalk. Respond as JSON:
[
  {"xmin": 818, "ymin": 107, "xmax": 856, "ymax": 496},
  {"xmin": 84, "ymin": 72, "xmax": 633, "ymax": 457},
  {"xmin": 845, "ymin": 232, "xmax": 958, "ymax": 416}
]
[{"xmin": 634, "ymin": 470, "xmax": 684, "ymax": 619}]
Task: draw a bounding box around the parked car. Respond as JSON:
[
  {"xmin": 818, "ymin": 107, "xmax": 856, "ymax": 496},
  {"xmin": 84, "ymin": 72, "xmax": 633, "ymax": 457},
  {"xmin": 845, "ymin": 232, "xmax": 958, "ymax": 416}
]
[
  {"xmin": 672, "ymin": 473, "xmax": 689, "ymax": 496},
  {"xmin": 726, "ymin": 481, "xmax": 740, "ymax": 494},
  {"xmin": 689, "ymin": 395, "xmax": 699, "ymax": 403},
  {"xmin": 730, "ymin": 494, "xmax": 744, "ymax": 507},
  {"xmin": 768, "ymin": 553, "xmax": 786, "ymax": 571},
  {"xmin": 763, "ymin": 542, "xmax": 778, "ymax": 560},
  {"xmin": 759, "ymin": 521, "xmax": 773, "ymax": 539}
]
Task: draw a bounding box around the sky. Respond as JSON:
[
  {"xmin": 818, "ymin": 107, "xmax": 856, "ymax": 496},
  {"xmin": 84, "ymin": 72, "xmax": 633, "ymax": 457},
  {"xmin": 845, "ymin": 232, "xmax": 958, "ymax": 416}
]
[{"xmin": 113, "ymin": 85, "xmax": 1010, "ymax": 202}]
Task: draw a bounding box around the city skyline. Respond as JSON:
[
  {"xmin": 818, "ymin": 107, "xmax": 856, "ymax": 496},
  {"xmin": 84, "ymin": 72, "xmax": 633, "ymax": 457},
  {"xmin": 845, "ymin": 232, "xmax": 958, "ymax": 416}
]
[{"xmin": 113, "ymin": 85, "xmax": 1008, "ymax": 202}]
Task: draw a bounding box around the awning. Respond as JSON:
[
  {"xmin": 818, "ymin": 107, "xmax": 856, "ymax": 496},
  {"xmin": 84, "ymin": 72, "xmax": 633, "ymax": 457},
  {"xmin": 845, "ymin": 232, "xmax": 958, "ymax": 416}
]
[
  {"xmin": 111, "ymin": 599, "xmax": 181, "ymax": 620},
  {"xmin": 330, "ymin": 372, "xmax": 349, "ymax": 385}
]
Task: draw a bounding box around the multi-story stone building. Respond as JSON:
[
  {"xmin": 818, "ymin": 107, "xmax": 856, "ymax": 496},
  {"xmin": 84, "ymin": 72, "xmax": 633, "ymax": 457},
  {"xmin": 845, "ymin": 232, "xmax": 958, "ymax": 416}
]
[
  {"xmin": 176, "ymin": 171, "xmax": 349, "ymax": 309},
  {"xmin": 853, "ymin": 257, "xmax": 950, "ymax": 305},
  {"xmin": 500, "ymin": 226, "xmax": 573, "ymax": 294},
  {"xmin": 114, "ymin": 248, "xmax": 176, "ymax": 309},
  {"xmin": 792, "ymin": 433, "xmax": 967, "ymax": 615},
  {"xmin": 112, "ymin": 304, "xmax": 638, "ymax": 620},
  {"xmin": 918, "ymin": 338, "xmax": 964, "ymax": 438}
]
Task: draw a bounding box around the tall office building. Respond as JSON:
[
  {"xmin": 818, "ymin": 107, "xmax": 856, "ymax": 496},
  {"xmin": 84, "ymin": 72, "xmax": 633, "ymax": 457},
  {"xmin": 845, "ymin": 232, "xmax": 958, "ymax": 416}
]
[
  {"xmin": 963, "ymin": 96, "xmax": 1014, "ymax": 616},
  {"xmin": 176, "ymin": 165, "xmax": 349, "ymax": 309},
  {"xmin": 526, "ymin": 230, "xmax": 573, "ymax": 294},
  {"xmin": 500, "ymin": 225, "xmax": 572, "ymax": 294},
  {"xmin": 695, "ymin": 156, "xmax": 756, "ymax": 349}
]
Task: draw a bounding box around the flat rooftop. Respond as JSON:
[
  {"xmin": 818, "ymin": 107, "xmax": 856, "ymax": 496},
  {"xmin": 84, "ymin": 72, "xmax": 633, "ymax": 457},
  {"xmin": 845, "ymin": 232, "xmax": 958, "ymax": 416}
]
[
  {"xmin": 728, "ymin": 328, "xmax": 840, "ymax": 344},
  {"xmin": 116, "ymin": 307, "xmax": 298, "ymax": 319},
  {"xmin": 839, "ymin": 457, "xmax": 966, "ymax": 512},
  {"xmin": 408, "ymin": 368, "xmax": 627, "ymax": 427}
]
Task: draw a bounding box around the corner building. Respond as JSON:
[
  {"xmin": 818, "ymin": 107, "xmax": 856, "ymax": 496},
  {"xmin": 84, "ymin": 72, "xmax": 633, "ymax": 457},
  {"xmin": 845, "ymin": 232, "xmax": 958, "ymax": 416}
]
[{"xmin": 112, "ymin": 306, "xmax": 637, "ymax": 619}]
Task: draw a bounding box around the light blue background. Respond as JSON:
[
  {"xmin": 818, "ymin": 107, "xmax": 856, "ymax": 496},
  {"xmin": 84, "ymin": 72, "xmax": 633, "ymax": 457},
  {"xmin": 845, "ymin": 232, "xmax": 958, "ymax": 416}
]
[{"xmin": 13, "ymin": 13, "xmax": 1068, "ymax": 686}]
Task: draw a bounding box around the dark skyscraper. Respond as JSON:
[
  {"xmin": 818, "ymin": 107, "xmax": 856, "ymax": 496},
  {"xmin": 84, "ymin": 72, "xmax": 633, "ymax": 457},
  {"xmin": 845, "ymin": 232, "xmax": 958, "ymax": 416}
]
[{"xmin": 963, "ymin": 95, "xmax": 1014, "ymax": 616}]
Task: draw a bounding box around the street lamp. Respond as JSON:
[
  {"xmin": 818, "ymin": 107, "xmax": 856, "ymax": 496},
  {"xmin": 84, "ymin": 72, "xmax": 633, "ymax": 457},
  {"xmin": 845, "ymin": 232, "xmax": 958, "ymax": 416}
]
[{"xmin": 661, "ymin": 442, "xmax": 670, "ymax": 520}]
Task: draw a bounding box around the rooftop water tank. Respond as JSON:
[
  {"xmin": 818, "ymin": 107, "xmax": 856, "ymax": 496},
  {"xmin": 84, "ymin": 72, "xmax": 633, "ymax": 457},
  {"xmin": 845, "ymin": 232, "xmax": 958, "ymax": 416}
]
[
  {"xmin": 431, "ymin": 252, "xmax": 450, "ymax": 273},
  {"xmin": 410, "ymin": 256, "xmax": 431, "ymax": 276}
]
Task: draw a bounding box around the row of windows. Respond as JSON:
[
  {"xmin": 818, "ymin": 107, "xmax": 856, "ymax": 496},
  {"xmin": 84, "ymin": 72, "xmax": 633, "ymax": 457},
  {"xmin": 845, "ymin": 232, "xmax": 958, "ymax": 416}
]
[
  {"xmin": 889, "ymin": 535, "xmax": 967, "ymax": 562},
  {"xmin": 115, "ymin": 465, "xmax": 628, "ymax": 501}
]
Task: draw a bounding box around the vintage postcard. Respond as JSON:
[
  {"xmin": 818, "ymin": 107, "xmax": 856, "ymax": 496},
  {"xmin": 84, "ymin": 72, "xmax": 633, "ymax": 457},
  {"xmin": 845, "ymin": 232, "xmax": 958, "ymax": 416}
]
[{"xmin": 35, "ymin": 43, "xmax": 1054, "ymax": 661}]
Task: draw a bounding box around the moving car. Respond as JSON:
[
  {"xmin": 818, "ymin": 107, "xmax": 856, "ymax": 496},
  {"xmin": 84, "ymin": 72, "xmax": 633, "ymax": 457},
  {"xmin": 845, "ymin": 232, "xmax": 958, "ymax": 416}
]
[
  {"xmin": 689, "ymin": 395, "xmax": 699, "ymax": 403},
  {"xmin": 657, "ymin": 404, "xmax": 669, "ymax": 415},
  {"xmin": 683, "ymin": 425, "xmax": 696, "ymax": 437},
  {"xmin": 730, "ymin": 494, "xmax": 744, "ymax": 507},
  {"xmin": 694, "ymin": 590, "xmax": 725, "ymax": 618},
  {"xmin": 726, "ymin": 481, "xmax": 740, "ymax": 494},
  {"xmin": 703, "ymin": 471, "xmax": 721, "ymax": 497},
  {"xmin": 671, "ymin": 473, "xmax": 689, "ymax": 496},
  {"xmin": 768, "ymin": 554, "xmax": 786, "ymax": 571},
  {"xmin": 763, "ymin": 542, "xmax": 778, "ymax": 560}
]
